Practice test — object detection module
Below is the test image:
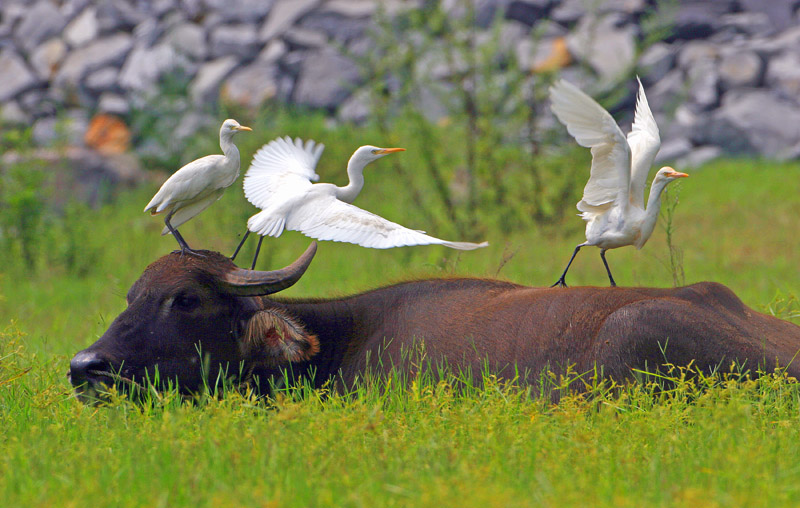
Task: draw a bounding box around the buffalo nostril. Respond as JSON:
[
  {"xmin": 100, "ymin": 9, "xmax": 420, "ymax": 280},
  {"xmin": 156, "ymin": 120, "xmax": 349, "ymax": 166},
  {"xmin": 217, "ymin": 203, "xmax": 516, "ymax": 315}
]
[{"xmin": 69, "ymin": 350, "xmax": 111, "ymax": 386}]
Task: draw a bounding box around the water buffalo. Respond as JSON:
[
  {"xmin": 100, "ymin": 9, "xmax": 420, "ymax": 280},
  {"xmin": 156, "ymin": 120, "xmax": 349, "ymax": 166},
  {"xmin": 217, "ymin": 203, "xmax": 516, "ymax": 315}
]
[{"xmin": 70, "ymin": 242, "xmax": 800, "ymax": 401}]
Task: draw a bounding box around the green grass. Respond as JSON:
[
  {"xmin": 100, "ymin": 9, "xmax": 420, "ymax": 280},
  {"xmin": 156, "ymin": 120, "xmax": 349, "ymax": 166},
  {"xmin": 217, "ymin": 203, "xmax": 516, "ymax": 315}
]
[{"xmin": 2, "ymin": 112, "xmax": 800, "ymax": 506}]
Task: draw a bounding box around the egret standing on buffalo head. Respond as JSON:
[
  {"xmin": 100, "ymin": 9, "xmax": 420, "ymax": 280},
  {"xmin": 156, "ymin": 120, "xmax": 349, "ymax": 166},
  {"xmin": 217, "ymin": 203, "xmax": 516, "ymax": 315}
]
[
  {"xmin": 550, "ymin": 78, "xmax": 688, "ymax": 287},
  {"xmin": 144, "ymin": 118, "xmax": 252, "ymax": 254},
  {"xmin": 231, "ymin": 136, "xmax": 488, "ymax": 268}
]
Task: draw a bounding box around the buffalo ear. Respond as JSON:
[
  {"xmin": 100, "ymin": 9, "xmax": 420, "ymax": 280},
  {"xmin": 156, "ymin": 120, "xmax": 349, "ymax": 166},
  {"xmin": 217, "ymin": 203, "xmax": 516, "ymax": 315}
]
[{"xmin": 241, "ymin": 309, "xmax": 319, "ymax": 366}]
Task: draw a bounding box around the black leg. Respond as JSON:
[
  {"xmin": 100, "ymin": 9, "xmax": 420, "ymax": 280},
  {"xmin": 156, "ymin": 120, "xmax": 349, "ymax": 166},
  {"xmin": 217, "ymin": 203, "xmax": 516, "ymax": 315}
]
[
  {"xmin": 230, "ymin": 229, "xmax": 250, "ymax": 261},
  {"xmin": 164, "ymin": 213, "xmax": 191, "ymax": 254},
  {"xmin": 250, "ymin": 236, "xmax": 264, "ymax": 270},
  {"xmin": 552, "ymin": 245, "xmax": 582, "ymax": 288},
  {"xmin": 600, "ymin": 249, "xmax": 616, "ymax": 287}
]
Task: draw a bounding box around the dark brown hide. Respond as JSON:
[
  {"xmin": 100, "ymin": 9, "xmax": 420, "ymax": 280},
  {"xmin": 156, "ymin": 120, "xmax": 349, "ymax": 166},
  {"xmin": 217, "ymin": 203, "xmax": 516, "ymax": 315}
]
[{"xmin": 70, "ymin": 248, "xmax": 800, "ymax": 400}]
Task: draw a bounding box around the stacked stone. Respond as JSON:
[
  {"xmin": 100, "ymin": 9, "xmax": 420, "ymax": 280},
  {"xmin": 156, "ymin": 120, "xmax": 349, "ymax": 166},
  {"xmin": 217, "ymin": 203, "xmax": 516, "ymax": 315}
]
[{"xmin": 1, "ymin": 0, "xmax": 800, "ymax": 167}]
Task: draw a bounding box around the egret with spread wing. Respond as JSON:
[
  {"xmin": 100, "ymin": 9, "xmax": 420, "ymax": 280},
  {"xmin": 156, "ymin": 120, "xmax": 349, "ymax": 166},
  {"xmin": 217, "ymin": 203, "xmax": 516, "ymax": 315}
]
[
  {"xmin": 145, "ymin": 118, "xmax": 251, "ymax": 254},
  {"xmin": 550, "ymin": 78, "xmax": 688, "ymax": 287},
  {"xmin": 231, "ymin": 136, "xmax": 488, "ymax": 268}
]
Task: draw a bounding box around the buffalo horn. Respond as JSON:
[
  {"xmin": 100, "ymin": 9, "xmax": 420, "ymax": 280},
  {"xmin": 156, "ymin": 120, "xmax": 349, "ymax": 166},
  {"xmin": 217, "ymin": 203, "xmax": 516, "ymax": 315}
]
[{"xmin": 220, "ymin": 242, "xmax": 317, "ymax": 296}]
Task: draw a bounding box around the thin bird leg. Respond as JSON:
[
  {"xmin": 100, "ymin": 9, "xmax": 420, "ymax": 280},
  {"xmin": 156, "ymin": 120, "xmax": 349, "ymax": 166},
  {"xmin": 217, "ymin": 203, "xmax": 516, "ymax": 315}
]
[
  {"xmin": 250, "ymin": 236, "xmax": 264, "ymax": 270},
  {"xmin": 164, "ymin": 211, "xmax": 203, "ymax": 257},
  {"xmin": 230, "ymin": 229, "xmax": 250, "ymax": 260},
  {"xmin": 552, "ymin": 245, "xmax": 582, "ymax": 288},
  {"xmin": 600, "ymin": 249, "xmax": 616, "ymax": 287}
]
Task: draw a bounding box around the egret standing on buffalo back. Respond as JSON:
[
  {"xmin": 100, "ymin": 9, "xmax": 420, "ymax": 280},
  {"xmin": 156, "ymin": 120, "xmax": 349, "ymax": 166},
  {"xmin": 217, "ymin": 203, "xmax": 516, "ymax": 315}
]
[
  {"xmin": 144, "ymin": 118, "xmax": 252, "ymax": 254},
  {"xmin": 549, "ymin": 78, "xmax": 688, "ymax": 287}
]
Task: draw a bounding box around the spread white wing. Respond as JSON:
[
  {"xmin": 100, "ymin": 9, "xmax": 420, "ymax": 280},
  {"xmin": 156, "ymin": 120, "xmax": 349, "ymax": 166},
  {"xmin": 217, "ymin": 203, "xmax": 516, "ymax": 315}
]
[
  {"xmin": 626, "ymin": 77, "xmax": 661, "ymax": 209},
  {"xmin": 550, "ymin": 79, "xmax": 631, "ymax": 218},
  {"xmin": 243, "ymin": 136, "xmax": 324, "ymax": 210},
  {"xmin": 281, "ymin": 193, "xmax": 488, "ymax": 250}
]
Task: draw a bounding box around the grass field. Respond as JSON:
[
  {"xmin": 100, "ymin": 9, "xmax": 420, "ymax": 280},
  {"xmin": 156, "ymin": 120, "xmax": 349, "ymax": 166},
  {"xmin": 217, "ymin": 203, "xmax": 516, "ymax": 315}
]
[{"xmin": 2, "ymin": 114, "xmax": 800, "ymax": 506}]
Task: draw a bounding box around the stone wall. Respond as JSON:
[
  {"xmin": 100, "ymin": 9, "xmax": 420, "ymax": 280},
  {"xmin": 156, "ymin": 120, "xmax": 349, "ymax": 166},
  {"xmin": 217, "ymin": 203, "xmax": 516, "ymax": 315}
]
[{"xmin": 2, "ymin": 0, "xmax": 800, "ymax": 171}]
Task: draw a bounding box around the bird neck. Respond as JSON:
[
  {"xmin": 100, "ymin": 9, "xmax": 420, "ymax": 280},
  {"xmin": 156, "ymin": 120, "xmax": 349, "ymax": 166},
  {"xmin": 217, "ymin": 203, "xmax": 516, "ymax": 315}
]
[
  {"xmin": 220, "ymin": 132, "xmax": 240, "ymax": 166},
  {"xmin": 336, "ymin": 154, "xmax": 367, "ymax": 203},
  {"xmin": 640, "ymin": 177, "xmax": 671, "ymax": 242}
]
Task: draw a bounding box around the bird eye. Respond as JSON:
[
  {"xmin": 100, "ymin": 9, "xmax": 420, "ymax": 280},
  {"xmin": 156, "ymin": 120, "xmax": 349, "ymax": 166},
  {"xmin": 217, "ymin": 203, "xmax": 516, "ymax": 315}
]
[{"xmin": 171, "ymin": 292, "xmax": 200, "ymax": 311}]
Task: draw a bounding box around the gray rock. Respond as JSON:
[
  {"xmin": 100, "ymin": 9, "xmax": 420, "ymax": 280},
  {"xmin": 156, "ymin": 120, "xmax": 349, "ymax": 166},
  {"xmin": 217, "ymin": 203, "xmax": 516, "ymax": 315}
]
[
  {"xmin": 550, "ymin": 0, "xmax": 587, "ymax": 25},
  {"xmin": 676, "ymin": 40, "xmax": 718, "ymax": 69},
  {"xmin": 567, "ymin": 14, "xmax": 636, "ymax": 84},
  {"xmin": 202, "ymin": 0, "xmax": 275, "ymax": 23},
  {"xmin": 765, "ymin": 51, "xmax": 800, "ymax": 100},
  {"xmin": 54, "ymin": 33, "xmax": 133, "ymax": 88},
  {"xmin": 119, "ymin": 44, "xmax": 188, "ymax": 92},
  {"xmin": 29, "ymin": 38, "xmax": 67, "ymax": 81},
  {"xmin": 638, "ymin": 42, "xmax": 674, "ymax": 84},
  {"xmin": 18, "ymin": 89, "xmax": 58, "ymax": 117},
  {"xmin": 702, "ymin": 90, "xmax": 800, "ymax": 157},
  {"xmin": 299, "ymin": 12, "xmax": 369, "ymax": 44},
  {"xmin": 162, "ymin": 22, "xmax": 208, "ymax": 61},
  {"xmin": 210, "ymin": 23, "xmax": 261, "ymax": 59},
  {"xmin": 668, "ymin": 0, "xmax": 736, "ymax": 41},
  {"xmin": 677, "ymin": 145, "xmax": 722, "ymax": 168},
  {"xmin": 85, "ymin": 67, "xmax": 119, "ymax": 93},
  {"xmin": 739, "ymin": 0, "xmax": 797, "ymax": 33},
  {"xmin": 190, "ymin": 56, "xmax": 239, "ymax": 104},
  {"xmin": 685, "ymin": 59, "xmax": 719, "ymax": 110},
  {"xmin": 0, "ymin": 48, "xmax": 41, "ymax": 102},
  {"xmin": 717, "ymin": 12, "xmax": 773, "ymax": 38},
  {"xmin": 15, "ymin": 0, "xmax": 67, "ymax": 53},
  {"xmin": 260, "ymin": 0, "xmax": 320, "ymax": 41},
  {"xmin": 258, "ymin": 39, "xmax": 288, "ymax": 63},
  {"xmin": 63, "ymin": 7, "xmax": 98, "ymax": 48},
  {"xmin": 32, "ymin": 116, "xmax": 58, "ymax": 146},
  {"xmin": 321, "ymin": 0, "xmax": 377, "ymax": 18},
  {"xmin": 337, "ymin": 87, "xmax": 371, "ymax": 124},
  {"xmin": 95, "ymin": 0, "xmax": 146, "ymax": 32},
  {"xmin": 654, "ymin": 137, "xmax": 692, "ymax": 164},
  {"xmin": 505, "ymin": 0, "xmax": 552, "ymax": 27},
  {"xmin": 718, "ymin": 50, "xmax": 763, "ymax": 91},
  {"xmin": 284, "ymin": 27, "xmax": 328, "ymax": 49},
  {"xmin": 293, "ymin": 48, "xmax": 360, "ymax": 110},
  {"xmin": 0, "ymin": 101, "xmax": 31, "ymax": 125},
  {"xmin": 98, "ymin": 92, "xmax": 130, "ymax": 115},
  {"xmin": 132, "ymin": 18, "xmax": 164, "ymax": 47},
  {"xmin": 646, "ymin": 69, "xmax": 686, "ymax": 115},
  {"xmin": 221, "ymin": 62, "xmax": 279, "ymax": 109},
  {"xmin": 0, "ymin": 3, "xmax": 26, "ymax": 41}
]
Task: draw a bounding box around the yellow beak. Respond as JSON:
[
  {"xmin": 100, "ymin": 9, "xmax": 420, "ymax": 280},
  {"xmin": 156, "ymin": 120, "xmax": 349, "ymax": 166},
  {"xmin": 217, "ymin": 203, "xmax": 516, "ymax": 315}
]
[
  {"xmin": 375, "ymin": 147, "xmax": 405, "ymax": 154},
  {"xmin": 235, "ymin": 125, "xmax": 252, "ymax": 132},
  {"xmin": 667, "ymin": 171, "xmax": 689, "ymax": 178}
]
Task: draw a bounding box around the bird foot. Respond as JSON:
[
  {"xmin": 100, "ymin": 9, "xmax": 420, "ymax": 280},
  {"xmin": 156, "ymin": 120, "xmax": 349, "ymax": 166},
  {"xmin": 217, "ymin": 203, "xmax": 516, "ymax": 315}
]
[
  {"xmin": 172, "ymin": 248, "xmax": 206, "ymax": 258},
  {"xmin": 551, "ymin": 279, "xmax": 568, "ymax": 288}
]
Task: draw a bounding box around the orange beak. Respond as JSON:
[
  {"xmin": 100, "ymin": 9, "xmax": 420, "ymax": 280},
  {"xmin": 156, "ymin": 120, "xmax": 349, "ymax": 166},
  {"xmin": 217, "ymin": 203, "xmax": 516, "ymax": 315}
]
[
  {"xmin": 235, "ymin": 125, "xmax": 252, "ymax": 132},
  {"xmin": 375, "ymin": 147, "xmax": 405, "ymax": 154},
  {"xmin": 667, "ymin": 170, "xmax": 689, "ymax": 178}
]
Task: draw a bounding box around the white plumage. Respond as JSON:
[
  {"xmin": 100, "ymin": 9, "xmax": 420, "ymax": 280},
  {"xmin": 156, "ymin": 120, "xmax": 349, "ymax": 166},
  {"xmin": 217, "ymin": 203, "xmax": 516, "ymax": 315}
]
[
  {"xmin": 550, "ymin": 78, "xmax": 688, "ymax": 287},
  {"xmin": 144, "ymin": 118, "xmax": 251, "ymax": 253},
  {"xmin": 232, "ymin": 136, "xmax": 488, "ymax": 267}
]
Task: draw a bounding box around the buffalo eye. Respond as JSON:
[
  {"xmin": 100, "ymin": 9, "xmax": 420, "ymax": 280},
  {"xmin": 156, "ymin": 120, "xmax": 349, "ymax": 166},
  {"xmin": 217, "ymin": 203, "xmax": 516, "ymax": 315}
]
[{"xmin": 171, "ymin": 292, "xmax": 201, "ymax": 312}]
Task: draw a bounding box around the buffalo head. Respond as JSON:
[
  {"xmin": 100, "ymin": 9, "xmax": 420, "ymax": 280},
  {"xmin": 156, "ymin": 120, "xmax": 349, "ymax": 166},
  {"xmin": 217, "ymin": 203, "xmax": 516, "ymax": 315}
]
[{"xmin": 69, "ymin": 243, "xmax": 320, "ymax": 402}]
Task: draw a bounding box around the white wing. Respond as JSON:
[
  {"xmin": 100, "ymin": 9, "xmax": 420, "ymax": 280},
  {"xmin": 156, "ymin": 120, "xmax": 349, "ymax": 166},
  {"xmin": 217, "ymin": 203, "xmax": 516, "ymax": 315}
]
[
  {"xmin": 243, "ymin": 136, "xmax": 324, "ymax": 210},
  {"xmin": 144, "ymin": 154, "xmax": 227, "ymax": 213},
  {"xmin": 550, "ymin": 80, "xmax": 631, "ymax": 216},
  {"xmin": 626, "ymin": 77, "xmax": 661, "ymax": 209},
  {"xmin": 284, "ymin": 194, "xmax": 488, "ymax": 250},
  {"xmin": 160, "ymin": 188, "xmax": 225, "ymax": 234}
]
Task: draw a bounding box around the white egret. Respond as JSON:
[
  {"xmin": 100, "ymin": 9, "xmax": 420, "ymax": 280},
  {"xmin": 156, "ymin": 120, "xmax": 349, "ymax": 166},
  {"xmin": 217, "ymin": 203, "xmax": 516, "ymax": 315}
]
[
  {"xmin": 231, "ymin": 136, "xmax": 488, "ymax": 268},
  {"xmin": 144, "ymin": 118, "xmax": 252, "ymax": 254},
  {"xmin": 549, "ymin": 78, "xmax": 688, "ymax": 287}
]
